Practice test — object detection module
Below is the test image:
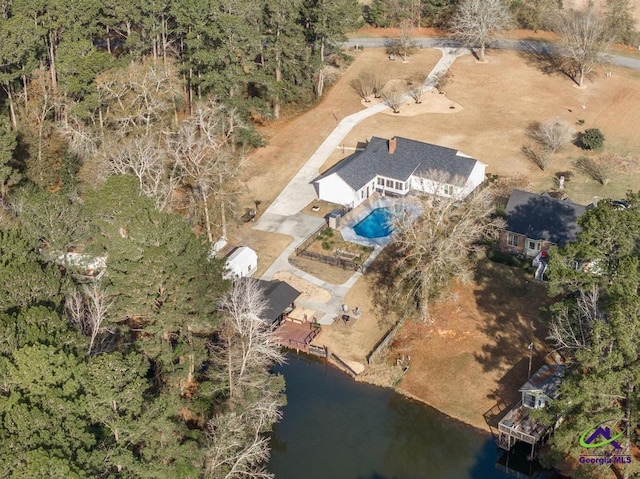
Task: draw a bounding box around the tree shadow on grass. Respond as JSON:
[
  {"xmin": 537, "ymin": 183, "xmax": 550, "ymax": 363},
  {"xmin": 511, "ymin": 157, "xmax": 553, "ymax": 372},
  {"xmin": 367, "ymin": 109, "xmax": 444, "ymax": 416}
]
[
  {"xmin": 366, "ymin": 244, "xmax": 408, "ymax": 329},
  {"xmin": 471, "ymin": 261, "xmax": 551, "ymax": 376},
  {"xmin": 516, "ymin": 42, "xmax": 576, "ymax": 85}
]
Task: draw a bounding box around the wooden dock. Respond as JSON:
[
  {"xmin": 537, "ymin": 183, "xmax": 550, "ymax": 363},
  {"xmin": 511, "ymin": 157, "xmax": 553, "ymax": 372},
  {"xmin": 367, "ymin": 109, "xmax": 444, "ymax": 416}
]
[
  {"xmin": 497, "ymin": 401, "xmax": 551, "ymax": 458},
  {"xmin": 274, "ymin": 320, "xmax": 324, "ymax": 356}
]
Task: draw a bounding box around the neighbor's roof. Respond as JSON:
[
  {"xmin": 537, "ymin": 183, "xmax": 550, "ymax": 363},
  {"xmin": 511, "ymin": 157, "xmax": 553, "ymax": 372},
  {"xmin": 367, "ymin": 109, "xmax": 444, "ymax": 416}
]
[
  {"xmin": 519, "ymin": 364, "xmax": 566, "ymax": 401},
  {"xmin": 505, "ymin": 189, "xmax": 587, "ymax": 245},
  {"xmin": 316, "ymin": 136, "xmax": 480, "ymax": 191},
  {"xmin": 254, "ymin": 279, "xmax": 301, "ymax": 324}
]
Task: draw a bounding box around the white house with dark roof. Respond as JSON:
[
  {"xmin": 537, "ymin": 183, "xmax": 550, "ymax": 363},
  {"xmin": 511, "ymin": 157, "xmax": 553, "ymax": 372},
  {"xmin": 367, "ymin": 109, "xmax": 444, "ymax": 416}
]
[{"xmin": 314, "ymin": 136, "xmax": 486, "ymax": 208}]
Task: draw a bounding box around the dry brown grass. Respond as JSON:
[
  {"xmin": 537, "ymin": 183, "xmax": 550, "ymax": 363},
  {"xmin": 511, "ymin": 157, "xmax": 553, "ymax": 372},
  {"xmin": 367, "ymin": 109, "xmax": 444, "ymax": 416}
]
[
  {"xmin": 392, "ymin": 262, "xmax": 553, "ymax": 432},
  {"xmin": 232, "ymin": 42, "xmax": 640, "ymax": 431}
]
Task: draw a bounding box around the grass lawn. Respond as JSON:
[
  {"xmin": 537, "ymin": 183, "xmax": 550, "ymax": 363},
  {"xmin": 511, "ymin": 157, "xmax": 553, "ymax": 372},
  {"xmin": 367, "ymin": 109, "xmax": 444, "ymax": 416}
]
[{"xmin": 392, "ymin": 259, "xmax": 553, "ymax": 432}]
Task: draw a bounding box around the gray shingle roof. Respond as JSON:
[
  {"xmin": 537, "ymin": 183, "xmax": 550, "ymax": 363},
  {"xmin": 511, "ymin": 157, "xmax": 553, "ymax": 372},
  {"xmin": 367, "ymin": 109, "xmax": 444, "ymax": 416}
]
[
  {"xmin": 519, "ymin": 364, "xmax": 565, "ymax": 401},
  {"xmin": 505, "ymin": 190, "xmax": 587, "ymax": 246},
  {"xmin": 318, "ymin": 136, "xmax": 479, "ymax": 191},
  {"xmin": 254, "ymin": 279, "xmax": 301, "ymax": 325}
]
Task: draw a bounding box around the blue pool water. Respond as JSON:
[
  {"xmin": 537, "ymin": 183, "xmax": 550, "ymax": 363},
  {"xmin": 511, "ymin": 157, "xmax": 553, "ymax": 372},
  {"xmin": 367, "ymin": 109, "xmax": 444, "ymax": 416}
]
[{"xmin": 353, "ymin": 207, "xmax": 393, "ymax": 238}]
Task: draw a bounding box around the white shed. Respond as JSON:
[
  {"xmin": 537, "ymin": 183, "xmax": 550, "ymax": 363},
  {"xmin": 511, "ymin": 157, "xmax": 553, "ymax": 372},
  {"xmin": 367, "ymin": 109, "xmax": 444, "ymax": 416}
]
[{"xmin": 224, "ymin": 246, "xmax": 258, "ymax": 279}]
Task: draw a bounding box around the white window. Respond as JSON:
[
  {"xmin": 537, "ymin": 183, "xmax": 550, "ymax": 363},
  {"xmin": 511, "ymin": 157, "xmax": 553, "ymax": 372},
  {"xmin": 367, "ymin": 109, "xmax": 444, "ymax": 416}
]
[
  {"xmin": 395, "ymin": 181, "xmax": 402, "ymax": 190},
  {"xmin": 385, "ymin": 179, "xmax": 393, "ymax": 188},
  {"xmin": 507, "ymin": 234, "xmax": 518, "ymax": 247},
  {"xmin": 529, "ymin": 241, "xmax": 541, "ymax": 251},
  {"xmin": 443, "ymin": 184, "xmax": 453, "ymax": 195},
  {"xmin": 377, "ymin": 177, "xmax": 384, "ymax": 185}
]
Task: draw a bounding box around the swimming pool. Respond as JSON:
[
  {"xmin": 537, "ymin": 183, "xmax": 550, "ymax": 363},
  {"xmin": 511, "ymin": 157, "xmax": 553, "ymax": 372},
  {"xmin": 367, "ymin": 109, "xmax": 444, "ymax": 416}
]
[{"xmin": 353, "ymin": 207, "xmax": 393, "ymax": 239}]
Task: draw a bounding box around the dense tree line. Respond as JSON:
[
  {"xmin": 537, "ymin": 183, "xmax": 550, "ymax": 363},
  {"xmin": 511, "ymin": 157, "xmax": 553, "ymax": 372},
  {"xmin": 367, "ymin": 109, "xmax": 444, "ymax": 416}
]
[
  {"xmin": 0, "ymin": 0, "xmax": 362, "ymax": 217},
  {"xmin": 0, "ymin": 176, "xmax": 287, "ymax": 477},
  {"xmin": 363, "ymin": 0, "xmax": 639, "ymax": 46},
  {"xmin": 0, "ymin": 3, "xmax": 362, "ymax": 475},
  {"xmin": 540, "ymin": 195, "xmax": 640, "ymax": 479}
]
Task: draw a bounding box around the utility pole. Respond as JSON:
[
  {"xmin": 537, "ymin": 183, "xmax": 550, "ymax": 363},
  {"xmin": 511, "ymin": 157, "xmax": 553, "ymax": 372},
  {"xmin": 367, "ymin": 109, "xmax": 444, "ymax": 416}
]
[{"xmin": 528, "ymin": 342, "xmax": 534, "ymax": 379}]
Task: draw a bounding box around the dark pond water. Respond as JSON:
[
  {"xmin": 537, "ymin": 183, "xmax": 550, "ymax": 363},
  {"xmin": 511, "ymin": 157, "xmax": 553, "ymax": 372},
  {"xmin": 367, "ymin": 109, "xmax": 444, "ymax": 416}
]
[{"xmin": 268, "ymin": 353, "xmax": 561, "ymax": 479}]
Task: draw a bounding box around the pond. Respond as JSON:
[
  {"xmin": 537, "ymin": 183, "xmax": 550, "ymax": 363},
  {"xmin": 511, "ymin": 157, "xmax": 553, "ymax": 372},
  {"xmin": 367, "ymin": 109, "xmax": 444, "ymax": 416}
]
[
  {"xmin": 353, "ymin": 207, "xmax": 394, "ymax": 239},
  {"xmin": 268, "ymin": 354, "xmax": 562, "ymax": 479}
]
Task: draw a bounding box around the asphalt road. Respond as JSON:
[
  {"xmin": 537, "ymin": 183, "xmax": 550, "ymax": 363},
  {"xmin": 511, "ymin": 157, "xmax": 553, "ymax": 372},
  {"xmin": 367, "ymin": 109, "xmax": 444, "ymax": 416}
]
[{"xmin": 344, "ymin": 37, "xmax": 640, "ymax": 70}]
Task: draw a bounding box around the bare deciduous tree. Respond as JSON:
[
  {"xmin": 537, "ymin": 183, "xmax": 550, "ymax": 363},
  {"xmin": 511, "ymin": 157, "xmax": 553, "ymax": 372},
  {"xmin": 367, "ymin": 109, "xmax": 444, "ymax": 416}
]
[
  {"xmin": 105, "ymin": 134, "xmax": 180, "ymax": 212},
  {"xmin": 548, "ymin": 285, "xmax": 600, "ymax": 352},
  {"xmin": 65, "ymin": 281, "xmax": 114, "ymax": 355},
  {"xmin": 431, "ymin": 70, "xmax": 452, "ymax": 93},
  {"xmin": 450, "ymin": 0, "xmax": 512, "ymax": 62},
  {"xmin": 528, "ymin": 118, "xmax": 575, "ymax": 153},
  {"xmin": 370, "ymin": 70, "xmax": 386, "ymax": 99},
  {"xmin": 205, "ymin": 409, "xmax": 277, "ymax": 479},
  {"xmin": 210, "ymin": 278, "xmax": 285, "ymax": 400},
  {"xmin": 407, "ymin": 73, "xmax": 425, "ymax": 104},
  {"xmin": 487, "ymin": 174, "xmax": 532, "ymax": 204},
  {"xmin": 554, "ymin": 8, "xmax": 614, "ymax": 87},
  {"xmin": 350, "ymin": 77, "xmax": 374, "ymax": 102},
  {"xmin": 387, "ymin": 20, "xmax": 418, "ymax": 62},
  {"xmin": 168, "ymin": 99, "xmax": 244, "ymax": 242},
  {"xmin": 389, "ymin": 175, "xmax": 505, "ymax": 321},
  {"xmin": 382, "ymin": 85, "xmax": 406, "ymax": 113},
  {"xmin": 576, "ymin": 155, "xmax": 613, "ymax": 185},
  {"xmin": 522, "ymin": 144, "xmax": 551, "ymax": 170},
  {"xmin": 96, "ymin": 60, "xmax": 182, "ymax": 136}
]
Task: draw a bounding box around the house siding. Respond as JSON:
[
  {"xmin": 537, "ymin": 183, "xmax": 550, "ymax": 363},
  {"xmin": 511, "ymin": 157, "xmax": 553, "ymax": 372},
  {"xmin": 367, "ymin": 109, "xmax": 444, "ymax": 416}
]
[
  {"xmin": 499, "ymin": 231, "xmax": 556, "ymax": 258},
  {"xmin": 317, "ymin": 174, "xmax": 359, "ymax": 207}
]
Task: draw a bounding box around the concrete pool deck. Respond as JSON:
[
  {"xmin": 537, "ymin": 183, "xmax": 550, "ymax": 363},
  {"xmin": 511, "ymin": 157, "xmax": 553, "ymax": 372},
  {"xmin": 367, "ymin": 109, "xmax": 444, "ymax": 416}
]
[
  {"xmin": 339, "ymin": 197, "xmax": 402, "ymax": 248},
  {"xmin": 251, "ymin": 47, "xmax": 469, "ymax": 325}
]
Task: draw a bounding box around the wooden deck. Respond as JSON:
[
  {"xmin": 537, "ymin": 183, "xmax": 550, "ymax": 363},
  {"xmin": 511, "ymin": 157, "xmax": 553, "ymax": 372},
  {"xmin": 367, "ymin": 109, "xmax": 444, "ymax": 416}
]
[
  {"xmin": 275, "ymin": 320, "xmax": 322, "ymax": 354},
  {"xmin": 498, "ymin": 402, "xmax": 550, "ymax": 453}
]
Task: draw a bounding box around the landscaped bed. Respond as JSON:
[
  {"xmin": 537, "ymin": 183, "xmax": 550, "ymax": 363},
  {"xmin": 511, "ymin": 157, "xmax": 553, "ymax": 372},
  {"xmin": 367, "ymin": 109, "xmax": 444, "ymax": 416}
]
[{"xmin": 305, "ymin": 227, "xmax": 373, "ymax": 260}]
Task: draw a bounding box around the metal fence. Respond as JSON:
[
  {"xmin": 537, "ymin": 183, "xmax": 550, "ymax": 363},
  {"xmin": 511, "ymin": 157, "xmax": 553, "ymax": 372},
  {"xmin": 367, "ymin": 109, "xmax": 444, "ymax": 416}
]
[
  {"xmin": 297, "ymin": 249, "xmax": 363, "ymax": 272},
  {"xmin": 294, "ymin": 223, "xmax": 329, "ymax": 256}
]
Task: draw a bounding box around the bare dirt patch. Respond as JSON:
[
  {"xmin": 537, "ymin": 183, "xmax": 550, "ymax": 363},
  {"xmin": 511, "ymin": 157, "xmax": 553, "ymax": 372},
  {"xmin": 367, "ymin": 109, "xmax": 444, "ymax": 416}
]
[
  {"xmin": 369, "ymin": 86, "xmax": 463, "ymax": 116},
  {"xmin": 272, "ymin": 271, "xmax": 331, "ymax": 303},
  {"xmin": 288, "ymin": 256, "xmax": 356, "ymax": 285}
]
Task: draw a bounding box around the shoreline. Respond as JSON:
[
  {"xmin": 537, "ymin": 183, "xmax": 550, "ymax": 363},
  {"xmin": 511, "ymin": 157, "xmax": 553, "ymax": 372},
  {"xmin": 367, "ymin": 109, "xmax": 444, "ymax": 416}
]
[{"xmin": 321, "ymin": 353, "xmax": 493, "ymax": 435}]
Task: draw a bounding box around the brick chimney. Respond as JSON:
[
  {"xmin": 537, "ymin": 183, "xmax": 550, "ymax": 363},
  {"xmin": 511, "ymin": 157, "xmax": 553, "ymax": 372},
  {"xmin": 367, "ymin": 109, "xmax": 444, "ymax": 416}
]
[{"xmin": 388, "ymin": 137, "xmax": 397, "ymax": 154}]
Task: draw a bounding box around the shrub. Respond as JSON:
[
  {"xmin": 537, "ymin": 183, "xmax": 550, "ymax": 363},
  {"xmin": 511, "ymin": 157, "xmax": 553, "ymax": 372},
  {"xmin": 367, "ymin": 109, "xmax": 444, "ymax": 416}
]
[
  {"xmin": 580, "ymin": 128, "xmax": 605, "ymax": 150},
  {"xmin": 487, "ymin": 249, "xmax": 530, "ymax": 269},
  {"xmin": 522, "ymin": 144, "xmax": 550, "ymax": 170},
  {"xmin": 528, "ymin": 118, "xmax": 575, "ymax": 153},
  {"xmin": 575, "ymin": 156, "xmax": 611, "ymax": 185},
  {"xmin": 321, "ymin": 241, "xmax": 332, "ymax": 250}
]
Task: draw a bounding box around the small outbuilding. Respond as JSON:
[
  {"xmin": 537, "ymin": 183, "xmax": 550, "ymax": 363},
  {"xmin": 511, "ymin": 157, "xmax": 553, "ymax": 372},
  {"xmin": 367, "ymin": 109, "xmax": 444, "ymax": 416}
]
[{"xmin": 224, "ymin": 246, "xmax": 258, "ymax": 280}]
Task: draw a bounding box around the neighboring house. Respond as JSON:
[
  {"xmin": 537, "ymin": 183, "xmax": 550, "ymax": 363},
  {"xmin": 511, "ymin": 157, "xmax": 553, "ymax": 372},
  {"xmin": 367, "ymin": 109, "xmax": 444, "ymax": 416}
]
[
  {"xmin": 252, "ymin": 279, "xmax": 301, "ymax": 328},
  {"xmin": 224, "ymin": 246, "xmax": 258, "ymax": 280},
  {"xmin": 314, "ymin": 136, "xmax": 486, "ymax": 209},
  {"xmin": 519, "ymin": 364, "xmax": 565, "ymax": 409},
  {"xmin": 500, "ymin": 189, "xmax": 587, "ymax": 258},
  {"xmin": 497, "ymin": 364, "xmax": 566, "ymax": 456}
]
